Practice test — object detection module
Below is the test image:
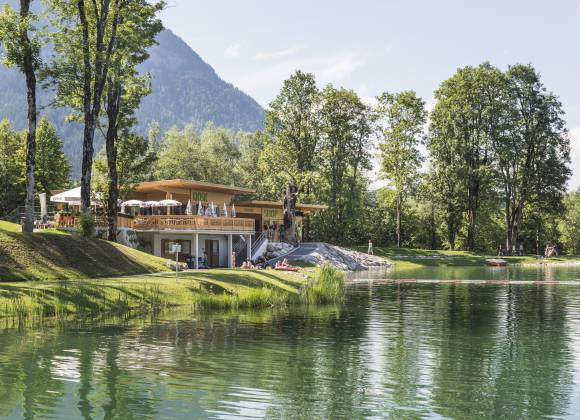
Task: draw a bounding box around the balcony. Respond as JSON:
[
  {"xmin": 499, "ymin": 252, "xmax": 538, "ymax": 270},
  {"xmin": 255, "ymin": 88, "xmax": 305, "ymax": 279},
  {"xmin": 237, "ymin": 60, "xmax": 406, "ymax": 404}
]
[{"xmin": 131, "ymin": 215, "xmax": 255, "ymax": 232}]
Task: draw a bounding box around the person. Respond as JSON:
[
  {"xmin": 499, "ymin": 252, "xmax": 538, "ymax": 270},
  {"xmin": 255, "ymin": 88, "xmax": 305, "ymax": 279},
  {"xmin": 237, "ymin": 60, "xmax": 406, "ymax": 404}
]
[{"xmin": 368, "ymin": 239, "xmax": 373, "ymax": 255}]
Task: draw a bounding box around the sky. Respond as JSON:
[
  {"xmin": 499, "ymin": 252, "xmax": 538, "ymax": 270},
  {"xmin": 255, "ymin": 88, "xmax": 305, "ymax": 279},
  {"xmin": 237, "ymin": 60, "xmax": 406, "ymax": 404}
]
[{"xmin": 160, "ymin": 0, "xmax": 580, "ymax": 190}]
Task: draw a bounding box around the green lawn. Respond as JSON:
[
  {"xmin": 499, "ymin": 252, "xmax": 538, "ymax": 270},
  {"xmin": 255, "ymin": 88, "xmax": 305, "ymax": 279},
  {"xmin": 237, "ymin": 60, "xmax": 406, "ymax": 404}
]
[
  {"xmin": 350, "ymin": 245, "xmax": 580, "ymax": 269},
  {"xmin": 0, "ymin": 221, "xmax": 169, "ymax": 281},
  {"xmin": 0, "ymin": 269, "xmax": 315, "ymax": 319}
]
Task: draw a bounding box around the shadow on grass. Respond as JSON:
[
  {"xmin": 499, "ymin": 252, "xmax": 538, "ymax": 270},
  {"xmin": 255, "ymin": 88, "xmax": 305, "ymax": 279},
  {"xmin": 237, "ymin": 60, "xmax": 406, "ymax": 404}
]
[{"xmin": 0, "ymin": 228, "xmax": 165, "ymax": 282}]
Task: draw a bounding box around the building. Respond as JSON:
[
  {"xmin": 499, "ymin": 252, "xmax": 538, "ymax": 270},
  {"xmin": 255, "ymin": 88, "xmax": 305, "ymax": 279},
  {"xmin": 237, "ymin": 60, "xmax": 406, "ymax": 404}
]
[{"xmin": 51, "ymin": 179, "xmax": 327, "ymax": 269}]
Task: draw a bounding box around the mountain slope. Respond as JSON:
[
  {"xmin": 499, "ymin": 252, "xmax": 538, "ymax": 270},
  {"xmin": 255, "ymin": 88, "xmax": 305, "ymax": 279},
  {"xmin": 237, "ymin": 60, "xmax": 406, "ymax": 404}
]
[{"xmin": 0, "ymin": 25, "xmax": 264, "ymax": 176}]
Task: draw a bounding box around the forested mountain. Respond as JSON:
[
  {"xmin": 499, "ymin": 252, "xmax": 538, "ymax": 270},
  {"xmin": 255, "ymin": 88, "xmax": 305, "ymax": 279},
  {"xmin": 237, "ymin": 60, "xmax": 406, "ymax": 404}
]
[{"xmin": 0, "ymin": 25, "xmax": 264, "ymax": 177}]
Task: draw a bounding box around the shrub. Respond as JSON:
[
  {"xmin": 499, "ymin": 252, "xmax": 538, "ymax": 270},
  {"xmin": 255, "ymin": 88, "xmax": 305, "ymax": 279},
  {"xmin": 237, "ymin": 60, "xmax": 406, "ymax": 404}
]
[{"xmin": 79, "ymin": 212, "xmax": 95, "ymax": 237}]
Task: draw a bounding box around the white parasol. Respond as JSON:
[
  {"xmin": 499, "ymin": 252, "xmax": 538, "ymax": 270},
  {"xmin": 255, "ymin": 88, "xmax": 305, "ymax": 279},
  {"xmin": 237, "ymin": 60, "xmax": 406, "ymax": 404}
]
[
  {"xmin": 186, "ymin": 200, "xmax": 193, "ymax": 215},
  {"xmin": 231, "ymin": 204, "xmax": 237, "ymax": 218},
  {"xmin": 223, "ymin": 203, "xmax": 228, "ymax": 217},
  {"xmin": 197, "ymin": 201, "xmax": 203, "ymax": 216}
]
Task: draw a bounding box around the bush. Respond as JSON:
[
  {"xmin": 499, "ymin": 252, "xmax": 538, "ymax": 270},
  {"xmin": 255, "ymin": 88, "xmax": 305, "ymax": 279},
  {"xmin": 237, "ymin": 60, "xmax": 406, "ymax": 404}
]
[
  {"xmin": 302, "ymin": 264, "xmax": 345, "ymax": 304},
  {"xmin": 78, "ymin": 212, "xmax": 95, "ymax": 238}
]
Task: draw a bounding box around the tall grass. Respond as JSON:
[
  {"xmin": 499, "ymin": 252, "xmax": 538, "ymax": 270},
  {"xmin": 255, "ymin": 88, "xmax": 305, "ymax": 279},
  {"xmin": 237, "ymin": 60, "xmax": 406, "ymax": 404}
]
[
  {"xmin": 193, "ymin": 286, "xmax": 293, "ymax": 311},
  {"xmin": 302, "ymin": 264, "xmax": 345, "ymax": 304}
]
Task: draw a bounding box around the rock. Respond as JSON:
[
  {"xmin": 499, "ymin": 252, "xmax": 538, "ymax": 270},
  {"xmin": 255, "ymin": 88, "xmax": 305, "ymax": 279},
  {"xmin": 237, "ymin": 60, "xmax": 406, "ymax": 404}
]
[
  {"xmin": 271, "ymin": 242, "xmax": 391, "ymax": 271},
  {"xmin": 263, "ymin": 242, "xmax": 295, "ymax": 260}
]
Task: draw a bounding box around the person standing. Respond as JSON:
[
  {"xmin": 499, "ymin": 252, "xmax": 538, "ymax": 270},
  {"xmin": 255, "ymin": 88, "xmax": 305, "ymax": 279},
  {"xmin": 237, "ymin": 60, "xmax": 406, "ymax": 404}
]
[{"xmin": 368, "ymin": 239, "xmax": 374, "ymax": 255}]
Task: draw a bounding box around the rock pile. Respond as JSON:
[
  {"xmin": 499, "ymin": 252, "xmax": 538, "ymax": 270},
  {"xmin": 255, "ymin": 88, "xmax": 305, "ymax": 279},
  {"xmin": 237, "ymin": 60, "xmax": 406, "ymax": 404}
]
[
  {"xmin": 264, "ymin": 242, "xmax": 390, "ymax": 271},
  {"xmin": 262, "ymin": 242, "xmax": 295, "ymax": 260}
]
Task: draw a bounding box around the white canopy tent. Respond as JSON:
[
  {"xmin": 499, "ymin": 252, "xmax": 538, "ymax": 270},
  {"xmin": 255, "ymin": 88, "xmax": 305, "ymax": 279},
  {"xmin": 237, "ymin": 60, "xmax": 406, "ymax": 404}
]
[{"xmin": 50, "ymin": 187, "xmax": 102, "ymax": 206}]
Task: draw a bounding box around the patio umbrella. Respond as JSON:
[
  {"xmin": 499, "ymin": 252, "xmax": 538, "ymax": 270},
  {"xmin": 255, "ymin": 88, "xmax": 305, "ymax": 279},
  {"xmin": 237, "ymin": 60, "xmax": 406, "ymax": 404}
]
[
  {"xmin": 154, "ymin": 199, "xmax": 182, "ymax": 207},
  {"xmin": 144, "ymin": 200, "xmax": 159, "ymax": 207},
  {"xmin": 223, "ymin": 203, "xmax": 228, "ymax": 217},
  {"xmin": 186, "ymin": 200, "xmax": 193, "ymax": 215},
  {"xmin": 121, "ymin": 199, "xmax": 145, "ymax": 207},
  {"xmin": 211, "ymin": 202, "xmax": 216, "ymax": 217},
  {"xmin": 197, "ymin": 201, "xmax": 203, "ymax": 216},
  {"xmin": 231, "ymin": 204, "xmax": 237, "ymax": 218}
]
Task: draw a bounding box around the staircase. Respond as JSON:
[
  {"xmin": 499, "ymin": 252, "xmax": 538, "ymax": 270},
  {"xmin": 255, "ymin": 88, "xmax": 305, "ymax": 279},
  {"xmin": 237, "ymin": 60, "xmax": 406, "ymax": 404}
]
[{"xmin": 233, "ymin": 232, "xmax": 269, "ymax": 267}]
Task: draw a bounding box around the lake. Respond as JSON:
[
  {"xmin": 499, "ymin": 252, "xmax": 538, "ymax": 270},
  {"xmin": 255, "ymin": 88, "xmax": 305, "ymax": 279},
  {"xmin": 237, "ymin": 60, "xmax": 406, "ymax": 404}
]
[{"xmin": 1, "ymin": 264, "xmax": 580, "ymax": 419}]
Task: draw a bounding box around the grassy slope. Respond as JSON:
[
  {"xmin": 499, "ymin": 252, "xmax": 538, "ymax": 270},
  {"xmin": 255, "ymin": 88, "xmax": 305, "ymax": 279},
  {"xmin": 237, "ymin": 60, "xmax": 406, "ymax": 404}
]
[
  {"xmin": 0, "ymin": 221, "xmax": 169, "ymax": 281},
  {"xmin": 350, "ymin": 245, "xmax": 580, "ymax": 269},
  {"xmin": 0, "ymin": 269, "xmax": 311, "ymax": 318}
]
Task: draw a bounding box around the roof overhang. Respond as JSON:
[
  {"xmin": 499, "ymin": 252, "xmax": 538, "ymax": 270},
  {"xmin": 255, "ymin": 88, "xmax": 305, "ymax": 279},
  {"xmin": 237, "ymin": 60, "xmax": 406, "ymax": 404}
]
[
  {"xmin": 134, "ymin": 179, "xmax": 256, "ymax": 195},
  {"xmin": 235, "ymin": 200, "xmax": 328, "ymax": 212}
]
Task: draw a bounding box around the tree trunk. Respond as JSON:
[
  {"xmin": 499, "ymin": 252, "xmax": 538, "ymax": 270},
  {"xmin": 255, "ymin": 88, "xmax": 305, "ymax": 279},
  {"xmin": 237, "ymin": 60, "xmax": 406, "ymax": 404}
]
[
  {"xmin": 395, "ymin": 192, "xmax": 401, "ymax": 248},
  {"xmin": 429, "ymin": 201, "xmax": 436, "ymax": 250},
  {"xmin": 466, "ymin": 184, "xmax": 479, "ymax": 252},
  {"xmin": 77, "ymin": 0, "xmax": 120, "ymax": 213},
  {"xmin": 447, "ymin": 214, "xmax": 456, "ymax": 251},
  {"xmin": 20, "ymin": 0, "xmax": 36, "ymax": 233},
  {"xmin": 105, "ymin": 77, "xmax": 121, "ymax": 241}
]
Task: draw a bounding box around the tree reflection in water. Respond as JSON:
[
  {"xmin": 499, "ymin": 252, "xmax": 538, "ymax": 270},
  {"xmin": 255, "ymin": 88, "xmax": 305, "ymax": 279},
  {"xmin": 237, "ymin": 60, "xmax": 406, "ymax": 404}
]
[{"xmin": 0, "ymin": 278, "xmax": 578, "ymax": 419}]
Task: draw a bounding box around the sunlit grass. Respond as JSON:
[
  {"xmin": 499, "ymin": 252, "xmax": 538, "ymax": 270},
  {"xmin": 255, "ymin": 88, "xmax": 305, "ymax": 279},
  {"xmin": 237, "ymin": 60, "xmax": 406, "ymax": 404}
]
[
  {"xmin": 349, "ymin": 245, "xmax": 580, "ymax": 268},
  {"xmin": 0, "ymin": 267, "xmax": 346, "ymax": 321}
]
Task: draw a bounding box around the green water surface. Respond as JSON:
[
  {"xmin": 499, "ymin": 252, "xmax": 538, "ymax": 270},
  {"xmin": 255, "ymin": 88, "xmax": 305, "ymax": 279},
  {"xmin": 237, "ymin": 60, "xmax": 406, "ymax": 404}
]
[{"xmin": 1, "ymin": 265, "xmax": 580, "ymax": 419}]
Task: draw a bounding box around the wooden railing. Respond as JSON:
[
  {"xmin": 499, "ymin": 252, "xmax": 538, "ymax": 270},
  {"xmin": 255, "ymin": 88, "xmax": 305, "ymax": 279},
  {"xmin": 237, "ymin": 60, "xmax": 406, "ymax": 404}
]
[{"xmin": 131, "ymin": 215, "xmax": 255, "ymax": 232}]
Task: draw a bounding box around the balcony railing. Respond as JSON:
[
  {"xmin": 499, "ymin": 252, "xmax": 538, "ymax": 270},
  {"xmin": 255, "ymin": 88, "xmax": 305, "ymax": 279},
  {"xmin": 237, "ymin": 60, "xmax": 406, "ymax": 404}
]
[{"xmin": 131, "ymin": 215, "xmax": 255, "ymax": 232}]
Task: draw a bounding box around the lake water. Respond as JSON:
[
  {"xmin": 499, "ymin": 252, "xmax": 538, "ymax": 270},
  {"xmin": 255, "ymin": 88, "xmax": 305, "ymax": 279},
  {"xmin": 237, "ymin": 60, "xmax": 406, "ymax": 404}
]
[{"xmin": 1, "ymin": 265, "xmax": 580, "ymax": 419}]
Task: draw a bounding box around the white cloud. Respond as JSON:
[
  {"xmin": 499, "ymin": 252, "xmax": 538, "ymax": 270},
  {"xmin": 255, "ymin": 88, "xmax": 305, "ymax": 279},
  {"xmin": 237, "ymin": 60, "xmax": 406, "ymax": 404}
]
[
  {"xmin": 234, "ymin": 51, "xmax": 364, "ymax": 101},
  {"xmin": 569, "ymin": 126, "xmax": 580, "ymax": 190},
  {"xmin": 224, "ymin": 43, "xmax": 241, "ymax": 58},
  {"xmin": 255, "ymin": 46, "xmax": 301, "ymax": 61}
]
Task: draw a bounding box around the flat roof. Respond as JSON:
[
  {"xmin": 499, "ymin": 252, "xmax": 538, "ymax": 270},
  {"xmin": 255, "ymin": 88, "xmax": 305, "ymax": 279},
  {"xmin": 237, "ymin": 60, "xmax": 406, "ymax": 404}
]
[
  {"xmin": 134, "ymin": 179, "xmax": 256, "ymax": 195},
  {"xmin": 236, "ymin": 200, "xmax": 328, "ymax": 212}
]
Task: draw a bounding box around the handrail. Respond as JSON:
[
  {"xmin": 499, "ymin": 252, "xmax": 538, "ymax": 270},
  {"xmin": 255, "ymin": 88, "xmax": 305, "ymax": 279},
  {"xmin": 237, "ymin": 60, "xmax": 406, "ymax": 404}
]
[{"xmin": 132, "ymin": 215, "xmax": 255, "ymax": 232}]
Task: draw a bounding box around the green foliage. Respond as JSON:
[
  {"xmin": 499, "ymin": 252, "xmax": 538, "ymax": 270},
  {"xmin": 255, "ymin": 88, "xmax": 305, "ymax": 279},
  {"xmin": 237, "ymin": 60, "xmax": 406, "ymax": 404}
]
[
  {"xmin": 559, "ymin": 191, "xmax": 580, "ymax": 255},
  {"xmin": 376, "ymin": 90, "xmax": 426, "ymax": 247},
  {"xmin": 31, "ymin": 117, "xmax": 69, "ymax": 194},
  {"xmin": 0, "ymin": 119, "xmax": 25, "ymax": 216},
  {"xmin": 154, "ymin": 122, "xmax": 257, "ymax": 187},
  {"xmin": 0, "ymin": 2, "xmax": 41, "ymax": 72},
  {"xmin": 78, "ymin": 212, "xmax": 95, "ymax": 238}
]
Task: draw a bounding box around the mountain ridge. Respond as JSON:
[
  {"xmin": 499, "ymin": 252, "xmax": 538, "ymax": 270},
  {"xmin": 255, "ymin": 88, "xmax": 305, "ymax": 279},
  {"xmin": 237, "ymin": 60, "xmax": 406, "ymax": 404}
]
[{"xmin": 0, "ymin": 16, "xmax": 265, "ymax": 177}]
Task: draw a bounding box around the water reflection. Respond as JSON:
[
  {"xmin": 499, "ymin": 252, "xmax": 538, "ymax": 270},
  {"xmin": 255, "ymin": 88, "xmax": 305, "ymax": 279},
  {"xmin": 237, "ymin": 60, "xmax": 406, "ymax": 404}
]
[{"xmin": 0, "ymin": 274, "xmax": 580, "ymax": 418}]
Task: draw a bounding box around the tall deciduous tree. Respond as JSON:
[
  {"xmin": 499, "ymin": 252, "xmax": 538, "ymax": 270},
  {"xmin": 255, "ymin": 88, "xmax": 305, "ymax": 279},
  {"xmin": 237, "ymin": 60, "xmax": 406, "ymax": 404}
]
[
  {"xmin": 45, "ymin": 0, "xmax": 124, "ymax": 215},
  {"xmin": 493, "ymin": 64, "xmax": 570, "ymax": 252},
  {"xmin": 100, "ymin": 0, "xmax": 164, "ymax": 240},
  {"xmin": 376, "ymin": 90, "xmax": 426, "ymax": 248},
  {"xmin": 0, "ymin": 0, "xmax": 41, "ymax": 232},
  {"xmin": 429, "ymin": 63, "xmax": 503, "ymax": 251},
  {"xmin": 316, "ymin": 85, "xmax": 373, "ymax": 243},
  {"xmin": 259, "ymin": 70, "xmax": 321, "ymax": 199}
]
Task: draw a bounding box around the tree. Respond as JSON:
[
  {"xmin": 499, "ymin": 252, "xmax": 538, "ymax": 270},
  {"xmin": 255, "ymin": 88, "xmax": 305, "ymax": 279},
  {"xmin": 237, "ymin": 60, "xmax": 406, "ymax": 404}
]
[
  {"xmin": 32, "ymin": 117, "xmax": 70, "ymax": 194},
  {"xmin": 559, "ymin": 190, "xmax": 580, "ymax": 255},
  {"xmin": 492, "ymin": 64, "xmax": 570, "ymax": 253},
  {"xmin": 0, "ymin": 0, "xmax": 41, "ymax": 232},
  {"xmin": 45, "ymin": 0, "xmax": 125, "ymax": 214},
  {"xmin": 154, "ymin": 123, "xmax": 246, "ymax": 186},
  {"xmin": 0, "ymin": 119, "xmax": 25, "ymax": 216},
  {"xmin": 428, "ymin": 63, "xmax": 504, "ymax": 251},
  {"xmin": 376, "ymin": 90, "xmax": 426, "ymax": 248},
  {"xmin": 259, "ymin": 70, "xmax": 321, "ymax": 199},
  {"xmin": 100, "ymin": 0, "xmax": 164, "ymax": 240},
  {"xmin": 315, "ymin": 85, "xmax": 373, "ymax": 243}
]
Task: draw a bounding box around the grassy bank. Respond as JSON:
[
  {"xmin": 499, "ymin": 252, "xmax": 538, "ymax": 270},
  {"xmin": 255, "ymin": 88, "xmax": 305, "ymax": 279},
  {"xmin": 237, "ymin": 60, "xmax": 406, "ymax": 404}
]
[
  {"xmin": 350, "ymin": 245, "xmax": 580, "ymax": 269},
  {"xmin": 0, "ymin": 221, "xmax": 168, "ymax": 281},
  {"xmin": 0, "ymin": 266, "xmax": 345, "ymax": 320}
]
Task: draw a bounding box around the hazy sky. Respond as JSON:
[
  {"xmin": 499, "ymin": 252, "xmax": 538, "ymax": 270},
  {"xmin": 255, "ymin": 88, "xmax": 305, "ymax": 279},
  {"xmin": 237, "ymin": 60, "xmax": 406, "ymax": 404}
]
[{"xmin": 160, "ymin": 0, "xmax": 580, "ymax": 189}]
